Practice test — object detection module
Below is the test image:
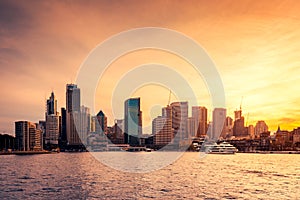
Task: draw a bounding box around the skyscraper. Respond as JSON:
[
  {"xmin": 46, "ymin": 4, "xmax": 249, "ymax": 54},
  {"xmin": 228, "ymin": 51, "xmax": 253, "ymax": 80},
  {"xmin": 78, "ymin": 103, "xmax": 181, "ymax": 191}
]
[
  {"xmin": 76, "ymin": 106, "xmax": 90, "ymax": 145},
  {"xmin": 212, "ymin": 108, "xmax": 226, "ymax": 140},
  {"xmin": 96, "ymin": 110, "xmax": 107, "ymax": 134},
  {"xmin": 233, "ymin": 108, "xmax": 248, "ymax": 138},
  {"xmin": 46, "ymin": 91, "xmax": 57, "ymax": 115},
  {"xmin": 222, "ymin": 116, "xmax": 233, "ymax": 138},
  {"xmin": 45, "ymin": 92, "xmax": 59, "ymax": 147},
  {"xmin": 66, "ymin": 84, "xmax": 82, "ymax": 146},
  {"xmin": 66, "ymin": 84, "xmax": 80, "ymax": 113},
  {"xmin": 192, "ymin": 106, "xmax": 207, "ymax": 137},
  {"xmin": 152, "ymin": 116, "xmax": 172, "ymax": 147},
  {"xmin": 124, "ymin": 98, "xmax": 142, "ymax": 146},
  {"xmin": 59, "ymin": 107, "xmax": 67, "ymax": 148},
  {"xmin": 187, "ymin": 117, "xmax": 195, "ymax": 138},
  {"xmin": 170, "ymin": 102, "xmax": 188, "ymax": 140}
]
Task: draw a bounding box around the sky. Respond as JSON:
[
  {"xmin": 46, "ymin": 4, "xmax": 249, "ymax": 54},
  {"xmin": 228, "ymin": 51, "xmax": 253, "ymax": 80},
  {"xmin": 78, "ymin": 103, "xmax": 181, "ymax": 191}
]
[{"xmin": 0, "ymin": 0, "xmax": 300, "ymax": 135}]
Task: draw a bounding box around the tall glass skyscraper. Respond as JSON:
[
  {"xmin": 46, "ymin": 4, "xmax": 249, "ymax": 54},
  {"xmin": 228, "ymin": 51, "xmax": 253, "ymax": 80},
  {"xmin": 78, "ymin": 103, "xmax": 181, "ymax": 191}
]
[
  {"xmin": 45, "ymin": 92, "xmax": 59, "ymax": 147},
  {"xmin": 66, "ymin": 84, "xmax": 80, "ymax": 113},
  {"xmin": 124, "ymin": 98, "xmax": 142, "ymax": 146},
  {"xmin": 66, "ymin": 84, "xmax": 81, "ymax": 146},
  {"xmin": 46, "ymin": 91, "xmax": 57, "ymax": 115}
]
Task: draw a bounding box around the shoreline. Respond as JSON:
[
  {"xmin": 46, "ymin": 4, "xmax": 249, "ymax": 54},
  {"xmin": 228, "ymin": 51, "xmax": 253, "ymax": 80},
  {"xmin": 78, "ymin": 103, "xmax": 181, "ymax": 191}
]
[{"xmin": 1, "ymin": 150, "xmax": 300, "ymax": 155}]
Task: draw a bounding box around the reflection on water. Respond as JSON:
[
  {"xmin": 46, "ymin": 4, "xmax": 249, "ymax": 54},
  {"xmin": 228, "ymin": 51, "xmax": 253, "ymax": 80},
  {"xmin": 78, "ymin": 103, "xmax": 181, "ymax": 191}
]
[{"xmin": 0, "ymin": 153, "xmax": 299, "ymax": 199}]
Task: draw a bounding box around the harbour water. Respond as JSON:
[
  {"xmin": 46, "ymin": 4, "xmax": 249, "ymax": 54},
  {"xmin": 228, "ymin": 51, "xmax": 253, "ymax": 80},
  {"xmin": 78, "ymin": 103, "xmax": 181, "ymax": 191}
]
[{"xmin": 0, "ymin": 152, "xmax": 299, "ymax": 199}]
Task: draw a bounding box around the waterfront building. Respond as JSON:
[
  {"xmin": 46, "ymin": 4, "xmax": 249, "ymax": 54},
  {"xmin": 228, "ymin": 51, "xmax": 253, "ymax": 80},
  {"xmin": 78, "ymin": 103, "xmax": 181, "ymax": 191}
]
[
  {"xmin": 292, "ymin": 127, "xmax": 300, "ymax": 148},
  {"xmin": 192, "ymin": 106, "xmax": 207, "ymax": 137},
  {"xmin": 45, "ymin": 92, "xmax": 59, "ymax": 147},
  {"xmin": 0, "ymin": 134, "xmax": 15, "ymax": 151},
  {"xmin": 233, "ymin": 108, "xmax": 248, "ymax": 138},
  {"xmin": 110, "ymin": 120, "xmax": 124, "ymax": 144},
  {"xmin": 66, "ymin": 84, "xmax": 80, "ymax": 113},
  {"xmin": 187, "ymin": 117, "xmax": 195, "ymax": 138},
  {"xmin": 212, "ymin": 108, "xmax": 226, "ymax": 140},
  {"xmin": 59, "ymin": 108, "xmax": 67, "ymax": 149},
  {"xmin": 96, "ymin": 110, "xmax": 107, "ymax": 134},
  {"xmin": 45, "ymin": 115, "xmax": 60, "ymax": 146},
  {"xmin": 222, "ymin": 116, "xmax": 233, "ymax": 139},
  {"xmin": 255, "ymin": 120, "xmax": 268, "ymax": 138},
  {"xmin": 170, "ymin": 101, "xmax": 188, "ymax": 141},
  {"xmin": 124, "ymin": 98, "xmax": 142, "ymax": 146},
  {"xmin": 248, "ymin": 124, "xmax": 255, "ymax": 139},
  {"xmin": 76, "ymin": 106, "xmax": 90, "ymax": 145},
  {"xmin": 152, "ymin": 116, "xmax": 172, "ymax": 147},
  {"xmin": 46, "ymin": 92, "xmax": 57, "ymax": 115},
  {"xmin": 66, "ymin": 84, "xmax": 82, "ymax": 146},
  {"xmin": 15, "ymin": 121, "xmax": 42, "ymax": 151}
]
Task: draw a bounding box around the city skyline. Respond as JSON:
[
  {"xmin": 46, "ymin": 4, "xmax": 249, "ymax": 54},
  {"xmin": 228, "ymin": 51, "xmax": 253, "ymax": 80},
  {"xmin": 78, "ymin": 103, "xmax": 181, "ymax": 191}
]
[
  {"xmin": 4, "ymin": 82, "xmax": 295, "ymax": 137},
  {"xmin": 1, "ymin": 0, "xmax": 300, "ymax": 133}
]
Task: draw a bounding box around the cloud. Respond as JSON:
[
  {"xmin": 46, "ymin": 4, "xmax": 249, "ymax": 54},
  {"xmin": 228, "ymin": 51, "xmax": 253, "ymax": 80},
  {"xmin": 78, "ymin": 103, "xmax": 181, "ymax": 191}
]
[{"xmin": 0, "ymin": 1, "xmax": 33, "ymax": 37}]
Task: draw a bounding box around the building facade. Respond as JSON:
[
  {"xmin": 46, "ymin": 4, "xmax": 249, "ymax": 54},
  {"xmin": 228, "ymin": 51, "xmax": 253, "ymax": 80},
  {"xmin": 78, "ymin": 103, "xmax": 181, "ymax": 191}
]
[
  {"xmin": 45, "ymin": 92, "xmax": 60, "ymax": 147},
  {"xmin": 124, "ymin": 98, "xmax": 142, "ymax": 146},
  {"xmin": 66, "ymin": 84, "xmax": 82, "ymax": 146},
  {"xmin": 152, "ymin": 116, "xmax": 172, "ymax": 147},
  {"xmin": 15, "ymin": 121, "xmax": 42, "ymax": 151},
  {"xmin": 212, "ymin": 108, "xmax": 226, "ymax": 140},
  {"xmin": 170, "ymin": 102, "xmax": 188, "ymax": 141},
  {"xmin": 192, "ymin": 106, "xmax": 207, "ymax": 137}
]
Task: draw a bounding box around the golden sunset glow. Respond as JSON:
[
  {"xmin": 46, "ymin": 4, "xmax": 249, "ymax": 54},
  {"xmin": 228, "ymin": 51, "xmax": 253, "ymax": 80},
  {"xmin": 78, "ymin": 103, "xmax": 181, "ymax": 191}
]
[{"xmin": 1, "ymin": 0, "xmax": 300, "ymax": 134}]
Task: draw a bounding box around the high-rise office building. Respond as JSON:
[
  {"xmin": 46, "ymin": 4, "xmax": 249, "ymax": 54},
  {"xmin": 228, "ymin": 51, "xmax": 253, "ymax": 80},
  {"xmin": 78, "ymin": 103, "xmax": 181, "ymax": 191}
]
[
  {"xmin": 59, "ymin": 108, "xmax": 67, "ymax": 148},
  {"xmin": 234, "ymin": 110, "xmax": 242, "ymax": 121},
  {"xmin": 66, "ymin": 84, "xmax": 82, "ymax": 146},
  {"xmin": 192, "ymin": 106, "xmax": 207, "ymax": 137},
  {"xmin": 76, "ymin": 106, "xmax": 90, "ymax": 145},
  {"xmin": 46, "ymin": 91, "xmax": 57, "ymax": 115},
  {"xmin": 212, "ymin": 108, "xmax": 226, "ymax": 140},
  {"xmin": 96, "ymin": 110, "xmax": 107, "ymax": 134},
  {"xmin": 187, "ymin": 117, "xmax": 196, "ymax": 138},
  {"xmin": 66, "ymin": 84, "xmax": 80, "ymax": 113},
  {"xmin": 152, "ymin": 116, "xmax": 172, "ymax": 146},
  {"xmin": 255, "ymin": 120, "xmax": 268, "ymax": 138},
  {"xmin": 222, "ymin": 116, "xmax": 233, "ymax": 138},
  {"xmin": 15, "ymin": 121, "xmax": 42, "ymax": 151},
  {"xmin": 45, "ymin": 115, "xmax": 60, "ymax": 145},
  {"xmin": 124, "ymin": 98, "xmax": 142, "ymax": 146},
  {"xmin": 233, "ymin": 108, "xmax": 248, "ymax": 138},
  {"xmin": 170, "ymin": 102, "xmax": 188, "ymax": 140},
  {"xmin": 248, "ymin": 124, "xmax": 255, "ymax": 139},
  {"xmin": 45, "ymin": 92, "xmax": 59, "ymax": 146}
]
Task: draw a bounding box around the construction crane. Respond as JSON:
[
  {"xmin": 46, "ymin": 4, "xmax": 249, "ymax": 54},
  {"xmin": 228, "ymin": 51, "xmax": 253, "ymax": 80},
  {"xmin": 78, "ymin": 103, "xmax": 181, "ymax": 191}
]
[{"xmin": 167, "ymin": 89, "xmax": 172, "ymax": 106}]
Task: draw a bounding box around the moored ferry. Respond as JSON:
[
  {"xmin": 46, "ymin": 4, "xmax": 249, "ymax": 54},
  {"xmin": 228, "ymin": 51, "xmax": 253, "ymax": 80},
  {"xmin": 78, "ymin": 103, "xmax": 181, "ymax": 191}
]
[{"xmin": 202, "ymin": 142, "xmax": 238, "ymax": 154}]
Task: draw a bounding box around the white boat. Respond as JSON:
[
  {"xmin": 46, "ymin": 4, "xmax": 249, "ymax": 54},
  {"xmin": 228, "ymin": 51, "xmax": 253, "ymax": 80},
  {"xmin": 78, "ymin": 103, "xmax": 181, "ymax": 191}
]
[{"xmin": 202, "ymin": 142, "xmax": 238, "ymax": 154}]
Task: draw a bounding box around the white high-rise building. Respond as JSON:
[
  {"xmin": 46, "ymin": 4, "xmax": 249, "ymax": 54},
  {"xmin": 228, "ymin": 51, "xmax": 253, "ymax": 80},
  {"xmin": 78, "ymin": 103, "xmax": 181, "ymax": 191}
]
[
  {"xmin": 170, "ymin": 102, "xmax": 188, "ymax": 140},
  {"xmin": 192, "ymin": 106, "xmax": 207, "ymax": 137},
  {"xmin": 212, "ymin": 108, "xmax": 226, "ymax": 140},
  {"xmin": 152, "ymin": 116, "xmax": 172, "ymax": 146}
]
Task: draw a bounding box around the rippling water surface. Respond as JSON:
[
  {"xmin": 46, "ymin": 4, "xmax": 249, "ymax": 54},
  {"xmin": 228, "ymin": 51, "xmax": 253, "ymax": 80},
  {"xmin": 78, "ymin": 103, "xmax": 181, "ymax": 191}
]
[{"xmin": 0, "ymin": 152, "xmax": 299, "ymax": 199}]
